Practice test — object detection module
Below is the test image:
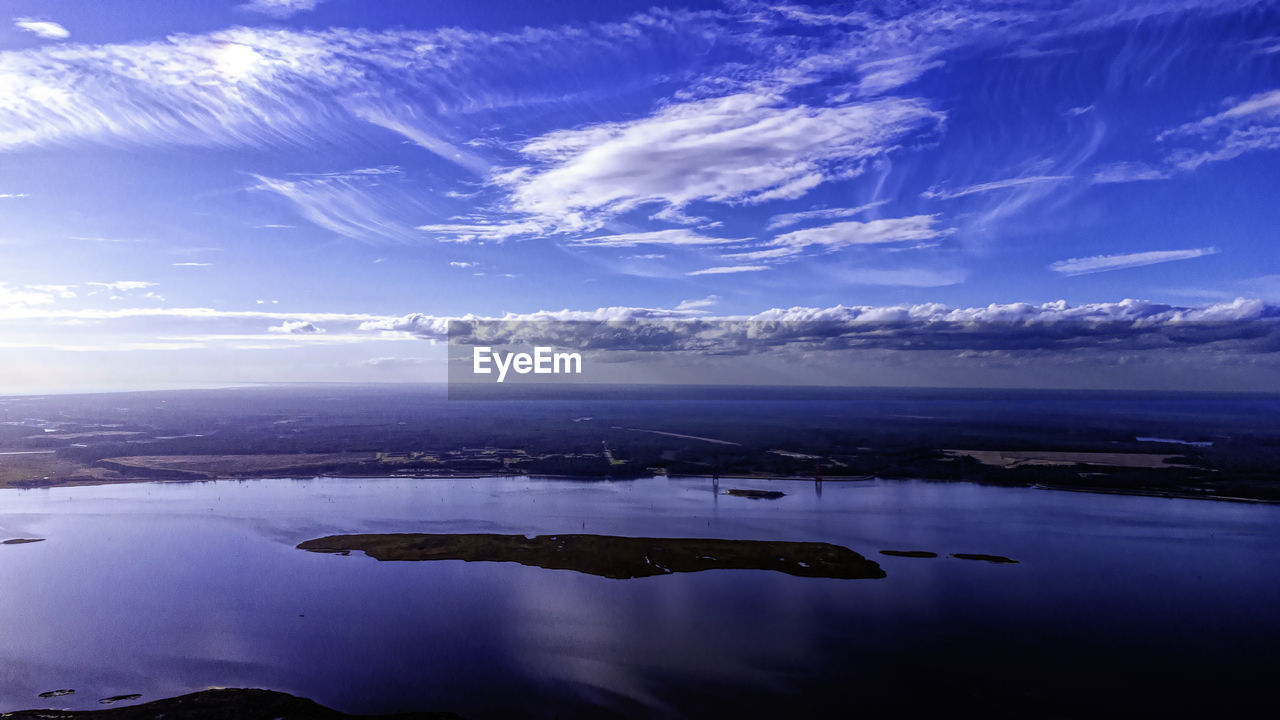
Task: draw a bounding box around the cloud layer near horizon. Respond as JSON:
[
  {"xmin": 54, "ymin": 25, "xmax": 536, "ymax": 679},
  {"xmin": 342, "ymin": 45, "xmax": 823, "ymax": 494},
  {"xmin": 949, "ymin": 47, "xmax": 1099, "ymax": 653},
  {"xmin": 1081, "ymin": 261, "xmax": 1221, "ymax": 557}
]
[{"xmin": 379, "ymin": 297, "xmax": 1280, "ymax": 356}]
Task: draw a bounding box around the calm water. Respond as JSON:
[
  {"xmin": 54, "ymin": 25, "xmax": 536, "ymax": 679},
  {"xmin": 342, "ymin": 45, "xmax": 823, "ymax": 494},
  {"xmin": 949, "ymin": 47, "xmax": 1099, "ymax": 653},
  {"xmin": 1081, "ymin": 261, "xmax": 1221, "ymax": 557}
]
[{"xmin": 0, "ymin": 476, "xmax": 1277, "ymax": 718}]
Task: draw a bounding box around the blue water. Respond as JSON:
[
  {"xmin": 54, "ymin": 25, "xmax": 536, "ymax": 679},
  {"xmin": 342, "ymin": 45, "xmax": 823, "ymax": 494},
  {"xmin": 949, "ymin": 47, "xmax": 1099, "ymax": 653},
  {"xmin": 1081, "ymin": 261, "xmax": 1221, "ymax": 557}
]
[{"xmin": 0, "ymin": 476, "xmax": 1276, "ymax": 717}]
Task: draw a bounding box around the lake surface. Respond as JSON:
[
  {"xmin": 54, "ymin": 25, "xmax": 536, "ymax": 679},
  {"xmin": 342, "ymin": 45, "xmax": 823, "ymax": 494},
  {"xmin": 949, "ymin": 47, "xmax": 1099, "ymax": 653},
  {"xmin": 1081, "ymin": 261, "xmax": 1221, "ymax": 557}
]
[{"xmin": 1, "ymin": 476, "xmax": 1277, "ymax": 717}]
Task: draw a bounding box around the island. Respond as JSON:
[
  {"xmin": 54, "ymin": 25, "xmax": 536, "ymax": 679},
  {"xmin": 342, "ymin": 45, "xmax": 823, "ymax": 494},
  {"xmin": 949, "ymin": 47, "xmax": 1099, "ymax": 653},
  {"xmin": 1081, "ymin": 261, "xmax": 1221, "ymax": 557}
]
[
  {"xmin": 298, "ymin": 533, "xmax": 886, "ymax": 580},
  {"xmin": 3, "ymin": 688, "xmax": 461, "ymax": 719}
]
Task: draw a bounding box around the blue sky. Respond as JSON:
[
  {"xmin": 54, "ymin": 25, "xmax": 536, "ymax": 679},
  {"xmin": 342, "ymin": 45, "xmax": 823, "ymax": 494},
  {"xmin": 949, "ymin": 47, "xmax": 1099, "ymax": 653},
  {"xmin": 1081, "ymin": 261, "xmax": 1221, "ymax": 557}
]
[{"xmin": 1, "ymin": 0, "xmax": 1279, "ymax": 392}]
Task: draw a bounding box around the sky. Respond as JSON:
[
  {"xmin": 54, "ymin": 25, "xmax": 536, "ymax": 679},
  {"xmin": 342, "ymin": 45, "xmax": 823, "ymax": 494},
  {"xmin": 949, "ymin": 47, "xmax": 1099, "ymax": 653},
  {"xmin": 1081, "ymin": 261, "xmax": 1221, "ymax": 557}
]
[{"xmin": 1, "ymin": 0, "xmax": 1279, "ymax": 393}]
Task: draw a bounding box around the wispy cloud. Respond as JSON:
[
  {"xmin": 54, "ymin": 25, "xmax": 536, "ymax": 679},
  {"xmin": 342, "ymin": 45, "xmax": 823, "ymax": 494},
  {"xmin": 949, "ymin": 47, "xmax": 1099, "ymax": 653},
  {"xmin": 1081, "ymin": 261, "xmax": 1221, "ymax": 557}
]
[
  {"xmin": 855, "ymin": 55, "xmax": 944, "ymax": 96},
  {"xmin": 351, "ymin": 106, "xmax": 489, "ymax": 174},
  {"xmin": 1097, "ymin": 88, "xmax": 1280, "ymax": 182},
  {"xmin": 88, "ymin": 281, "xmax": 157, "ymax": 292},
  {"xmin": 0, "ymin": 192, "xmax": 29, "ymax": 199},
  {"xmin": 921, "ymin": 175, "xmax": 1073, "ymax": 200},
  {"xmin": 686, "ymin": 265, "xmax": 770, "ymax": 276},
  {"xmin": 13, "ymin": 18, "xmax": 69, "ymax": 40},
  {"xmin": 0, "ymin": 15, "xmax": 719, "ymax": 154},
  {"xmin": 1049, "ymin": 248, "xmax": 1219, "ymax": 276},
  {"xmin": 1090, "ymin": 162, "xmax": 1172, "ymax": 184},
  {"xmin": 1160, "ymin": 88, "xmax": 1280, "ymax": 171},
  {"xmin": 674, "ymin": 295, "xmax": 721, "ymax": 312},
  {"xmin": 729, "ymin": 215, "xmax": 952, "ymax": 262},
  {"xmin": 252, "ymin": 169, "xmax": 420, "ymax": 241},
  {"xmin": 567, "ymin": 229, "xmax": 742, "ymax": 248},
  {"xmin": 172, "ymin": 262, "xmax": 211, "ymax": 267},
  {"xmin": 417, "ymin": 219, "xmax": 545, "ymax": 244},
  {"xmin": 236, "ymin": 0, "xmax": 324, "ymax": 19},
  {"xmin": 499, "ymin": 93, "xmax": 942, "ymax": 232},
  {"xmin": 765, "ymin": 201, "xmax": 888, "ymax": 231}
]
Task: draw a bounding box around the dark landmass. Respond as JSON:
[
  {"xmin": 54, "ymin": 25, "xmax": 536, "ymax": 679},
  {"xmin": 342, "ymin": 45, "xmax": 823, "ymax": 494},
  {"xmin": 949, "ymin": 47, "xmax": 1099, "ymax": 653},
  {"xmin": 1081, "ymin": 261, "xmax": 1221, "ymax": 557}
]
[
  {"xmin": 725, "ymin": 488, "xmax": 786, "ymax": 499},
  {"xmin": 952, "ymin": 553, "xmax": 1019, "ymax": 564},
  {"xmin": 298, "ymin": 532, "xmax": 886, "ymax": 580},
  {"xmin": 97, "ymin": 696, "xmax": 141, "ymax": 706},
  {"xmin": 880, "ymin": 550, "xmax": 938, "ymax": 558},
  {"xmin": 2, "ymin": 538, "xmax": 45, "ymax": 545},
  {"xmin": 2, "ymin": 385, "xmax": 1279, "ymax": 501},
  {"xmin": 3, "ymin": 688, "xmax": 460, "ymax": 719},
  {"xmin": 37, "ymin": 690, "xmax": 74, "ymax": 699}
]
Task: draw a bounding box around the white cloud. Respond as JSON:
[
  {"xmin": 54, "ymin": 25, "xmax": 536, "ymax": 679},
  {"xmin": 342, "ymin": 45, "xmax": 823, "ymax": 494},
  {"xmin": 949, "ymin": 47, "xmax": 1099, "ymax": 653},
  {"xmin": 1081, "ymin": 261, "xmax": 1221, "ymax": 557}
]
[
  {"xmin": 0, "ymin": 306, "xmax": 386, "ymax": 324},
  {"xmin": 29, "ymin": 284, "xmax": 76, "ymax": 299},
  {"xmin": 0, "ymin": 16, "xmax": 717, "ymax": 154},
  {"xmin": 352, "ymin": 106, "xmax": 490, "ymax": 174},
  {"xmin": 856, "ymin": 55, "xmax": 944, "ymax": 96},
  {"xmin": 268, "ymin": 320, "xmax": 324, "ymax": 334},
  {"xmin": 730, "ymin": 215, "xmax": 952, "ymax": 262},
  {"xmin": 648, "ymin": 206, "xmax": 711, "ymax": 225},
  {"xmin": 0, "ymin": 192, "xmax": 29, "ymax": 199},
  {"xmin": 765, "ymin": 201, "xmax": 887, "ymax": 231},
  {"xmin": 359, "ymin": 356, "xmax": 430, "ymax": 368},
  {"xmin": 172, "ymin": 262, "xmax": 212, "ymax": 267},
  {"xmin": 921, "ymin": 175, "xmax": 1073, "ymax": 200},
  {"xmin": 1163, "ymin": 89, "xmax": 1280, "ymax": 138},
  {"xmin": 499, "ymin": 92, "xmax": 942, "ymax": 232},
  {"xmin": 358, "ymin": 313, "xmax": 451, "ymax": 338},
  {"xmin": 1050, "ymin": 248, "xmax": 1219, "ymax": 276},
  {"xmin": 252, "ymin": 170, "xmax": 420, "ymax": 241},
  {"xmin": 1160, "ymin": 89, "xmax": 1280, "ymax": 170},
  {"xmin": 686, "ymin": 265, "xmax": 770, "ymax": 276},
  {"xmin": 88, "ymin": 281, "xmax": 157, "ymax": 292},
  {"xmin": 567, "ymin": 229, "xmax": 742, "ymax": 248},
  {"xmin": 13, "ymin": 18, "xmax": 69, "ymax": 40},
  {"xmin": 449, "ymin": 261, "xmax": 477, "ymax": 268},
  {"xmin": 236, "ymin": 0, "xmax": 323, "ymax": 19},
  {"xmin": 417, "ymin": 219, "xmax": 546, "ymax": 244},
  {"xmin": 674, "ymin": 295, "xmax": 720, "ymax": 313},
  {"xmin": 0, "ymin": 283, "xmax": 74, "ymax": 309},
  {"xmin": 1099, "ymin": 89, "xmax": 1280, "ymax": 182},
  {"xmin": 1090, "ymin": 162, "xmax": 1172, "ymax": 184}
]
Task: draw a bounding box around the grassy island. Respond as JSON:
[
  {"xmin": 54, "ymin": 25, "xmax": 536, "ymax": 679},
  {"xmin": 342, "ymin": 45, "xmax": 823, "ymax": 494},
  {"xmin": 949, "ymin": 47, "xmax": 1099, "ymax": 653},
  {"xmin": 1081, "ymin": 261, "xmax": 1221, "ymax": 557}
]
[
  {"xmin": 4, "ymin": 688, "xmax": 461, "ymax": 719},
  {"xmin": 298, "ymin": 533, "xmax": 885, "ymax": 580}
]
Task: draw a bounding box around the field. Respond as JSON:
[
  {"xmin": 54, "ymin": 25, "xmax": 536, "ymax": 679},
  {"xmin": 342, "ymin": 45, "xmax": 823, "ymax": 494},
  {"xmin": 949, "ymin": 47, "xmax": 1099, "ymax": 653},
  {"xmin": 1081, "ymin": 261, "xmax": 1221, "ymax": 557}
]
[{"xmin": 1, "ymin": 385, "xmax": 1278, "ymax": 500}]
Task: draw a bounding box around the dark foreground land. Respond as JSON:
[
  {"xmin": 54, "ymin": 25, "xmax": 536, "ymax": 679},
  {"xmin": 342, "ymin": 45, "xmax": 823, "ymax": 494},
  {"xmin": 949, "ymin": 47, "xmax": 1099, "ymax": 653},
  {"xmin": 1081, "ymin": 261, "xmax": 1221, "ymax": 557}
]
[
  {"xmin": 3, "ymin": 688, "xmax": 460, "ymax": 720},
  {"xmin": 298, "ymin": 532, "xmax": 886, "ymax": 579},
  {"xmin": 2, "ymin": 384, "xmax": 1279, "ymax": 501}
]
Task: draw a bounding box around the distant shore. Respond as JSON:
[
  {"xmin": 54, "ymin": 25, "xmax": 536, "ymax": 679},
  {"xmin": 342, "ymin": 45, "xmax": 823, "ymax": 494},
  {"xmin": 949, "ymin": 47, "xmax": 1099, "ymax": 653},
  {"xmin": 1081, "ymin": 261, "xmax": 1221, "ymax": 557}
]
[{"xmin": 1, "ymin": 468, "xmax": 1276, "ymax": 505}]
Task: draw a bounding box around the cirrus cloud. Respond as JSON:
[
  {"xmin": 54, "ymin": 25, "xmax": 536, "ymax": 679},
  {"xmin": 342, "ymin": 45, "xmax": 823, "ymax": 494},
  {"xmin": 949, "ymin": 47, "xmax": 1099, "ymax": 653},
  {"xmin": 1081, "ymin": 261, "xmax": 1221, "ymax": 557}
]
[
  {"xmin": 497, "ymin": 92, "xmax": 943, "ymax": 232},
  {"xmin": 1050, "ymin": 247, "xmax": 1218, "ymax": 276},
  {"xmin": 13, "ymin": 18, "xmax": 69, "ymax": 40}
]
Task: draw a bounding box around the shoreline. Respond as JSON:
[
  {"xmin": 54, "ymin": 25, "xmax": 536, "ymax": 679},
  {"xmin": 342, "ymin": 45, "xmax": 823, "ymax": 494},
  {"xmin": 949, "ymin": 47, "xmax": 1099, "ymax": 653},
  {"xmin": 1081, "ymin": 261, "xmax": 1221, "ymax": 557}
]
[{"xmin": 0, "ymin": 470, "xmax": 1275, "ymax": 505}]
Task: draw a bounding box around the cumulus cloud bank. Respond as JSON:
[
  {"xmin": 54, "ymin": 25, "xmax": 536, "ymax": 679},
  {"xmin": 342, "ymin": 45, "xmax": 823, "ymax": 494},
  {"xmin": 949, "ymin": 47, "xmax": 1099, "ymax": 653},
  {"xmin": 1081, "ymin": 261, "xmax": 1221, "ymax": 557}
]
[{"xmin": 425, "ymin": 298, "xmax": 1280, "ymax": 357}]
